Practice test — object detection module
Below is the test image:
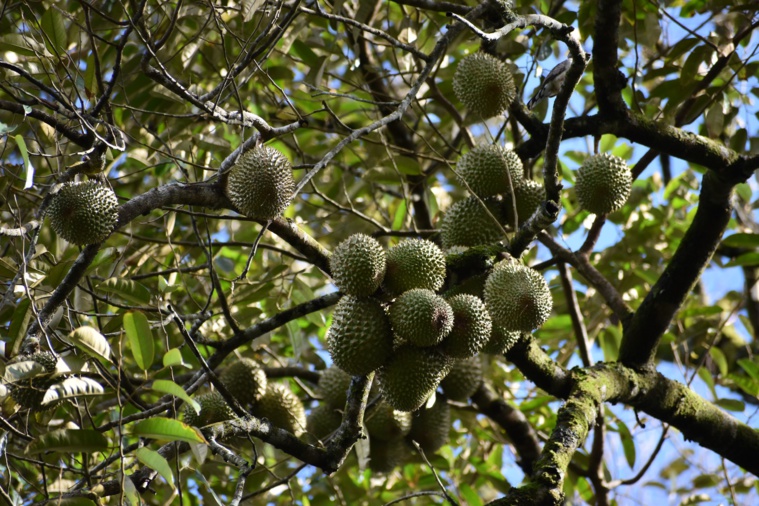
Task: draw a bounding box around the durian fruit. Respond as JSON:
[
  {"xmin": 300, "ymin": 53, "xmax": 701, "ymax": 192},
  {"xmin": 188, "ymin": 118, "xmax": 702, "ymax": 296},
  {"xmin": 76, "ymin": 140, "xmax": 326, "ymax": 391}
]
[
  {"xmin": 318, "ymin": 366, "xmax": 353, "ymax": 409},
  {"xmin": 481, "ymin": 326, "xmax": 521, "ymax": 355},
  {"xmin": 306, "ymin": 403, "xmax": 342, "ymax": 439},
  {"xmin": 47, "ymin": 181, "xmax": 119, "ymax": 245},
  {"xmin": 504, "ymin": 179, "xmax": 546, "ymax": 226},
  {"xmin": 383, "ymin": 239, "xmax": 446, "ymax": 297},
  {"xmin": 438, "ymin": 294, "xmax": 491, "ymax": 358},
  {"xmin": 226, "ymin": 146, "xmax": 295, "ymax": 220},
  {"xmin": 219, "ymin": 358, "xmax": 267, "ymax": 407},
  {"xmin": 329, "ymin": 234, "xmax": 386, "ymax": 297},
  {"xmin": 378, "ymin": 346, "xmax": 452, "ymax": 412},
  {"xmin": 327, "ymin": 296, "xmax": 393, "ymax": 376},
  {"xmin": 407, "ymin": 398, "xmax": 451, "ymax": 454},
  {"xmin": 575, "ymin": 153, "xmax": 632, "ymax": 215},
  {"xmin": 440, "ymin": 197, "xmax": 506, "ymax": 249},
  {"xmin": 389, "ymin": 289, "xmax": 454, "ymax": 347},
  {"xmin": 251, "ymin": 383, "xmax": 307, "ymax": 436},
  {"xmin": 484, "ymin": 262, "xmax": 552, "ymax": 332},
  {"xmin": 365, "ymin": 400, "xmax": 413, "ymax": 441},
  {"xmin": 7, "ymin": 351, "xmax": 58, "ymax": 410},
  {"xmin": 369, "ymin": 437, "xmax": 411, "ymax": 473},
  {"xmin": 183, "ymin": 391, "xmax": 236, "ymax": 427},
  {"xmin": 456, "ymin": 144, "xmax": 523, "ymax": 197},
  {"xmin": 453, "ymin": 52, "xmax": 516, "ymax": 118},
  {"xmin": 440, "ymin": 356, "xmax": 483, "ymax": 401}
]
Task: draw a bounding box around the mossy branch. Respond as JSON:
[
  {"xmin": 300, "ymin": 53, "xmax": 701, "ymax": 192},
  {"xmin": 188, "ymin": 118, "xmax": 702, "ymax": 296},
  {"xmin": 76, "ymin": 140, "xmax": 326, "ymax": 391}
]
[{"xmin": 492, "ymin": 363, "xmax": 759, "ymax": 504}]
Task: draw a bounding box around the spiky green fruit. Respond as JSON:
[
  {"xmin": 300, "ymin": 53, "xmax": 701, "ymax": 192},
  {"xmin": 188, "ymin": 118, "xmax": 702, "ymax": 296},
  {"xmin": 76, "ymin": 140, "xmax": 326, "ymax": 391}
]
[
  {"xmin": 389, "ymin": 289, "xmax": 454, "ymax": 347},
  {"xmin": 226, "ymin": 146, "xmax": 295, "ymax": 220},
  {"xmin": 219, "ymin": 358, "xmax": 267, "ymax": 407},
  {"xmin": 183, "ymin": 391, "xmax": 236, "ymax": 427},
  {"xmin": 378, "ymin": 346, "xmax": 452, "ymax": 412},
  {"xmin": 438, "ymin": 294, "xmax": 491, "ymax": 358},
  {"xmin": 7, "ymin": 352, "xmax": 58, "ymax": 410},
  {"xmin": 318, "ymin": 366, "xmax": 353, "ymax": 409},
  {"xmin": 407, "ymin": 398, "xmax": 451, "ymax": 454},
  {"xmin": 511, "ymin": 180, "xmax": 546, "ymax": 225},
  {"xmin": 383, "ymin": 239, "xmax": 446, "ymax": 297},
  {"xmin": 252, "ymin": 383, "xmax": 307, "ymax": 436},
  {"xmin": 440, "ymin": 356, "xmax": 483, "ymax": 401},
  {"xmin": 456, "ymin": 144, "xmax": 523, "ymax": 197},
  {"xmin": 47, "ymin": 181, "xmax": 119, "ymax": 245},
  {"xmin": 365, "ymin": 401, "xmax": 413, "ymax": 441},
  {"xmin": 575, "ymin": 153, "xmax": 632, "ymax": 215},
  {"xmin": 453, "ymin": 53, "xmax": 516, "ymax": 118},
  {"xmin": 481, "ymin": 325, "xmax": 521, "ymax": 355},
  {"xmin": 440, "ymin": 197, "xmax": 506, "ymax": 249},
  {"xmin": 307, "ymin": 403, "xmax": 342, "ymax": 439},
  {"xmin": 330, "ymin": 234, "xmax": 386, "ymax": 297},
  {"xmin": 327, "ymin": 296, "xmax": 393, "ymax": 376},
  {"xmin": 369, "ymin": 437, "xmax": 411, "ymax": 473},
  {"xmin": 484, "ymin": 262, "xmax": 552, "ymax": 332}
]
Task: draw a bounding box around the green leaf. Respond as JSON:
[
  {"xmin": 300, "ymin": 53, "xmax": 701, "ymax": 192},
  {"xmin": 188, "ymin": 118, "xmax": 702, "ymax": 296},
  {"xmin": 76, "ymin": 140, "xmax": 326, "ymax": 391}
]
[
  {"xmin": 737, "ymin": 358, "xmax": 759, "ymax": 382},
  {"xmin": 162, "ymin": 348, "xmax": 189, "ymax": 368},
  {"xmin": 725, "ymin": 252, "xmax": 759, "ymax": 267},
  {"xmin": 616, "ymin": 419, "xmax": 636, "ymax": 468},
  {"xmin": 132, "ymin": 418, "xmax": 205, "ymax": 444},
  {"xmin": 727, "ymin": 373, "xmax": 759, "ymax": 397},
  {"xmin": 123, "ymin": 311, "xmax": 155, "ymax": 371},
  {"xmin": 98, "ymin": 278, "xmax": 152, "ymax": 305},
  {"xmin": 392, "ymin": 200, "xmax": 407, "ymax": 230},
  {"xmin": 152, "ymin": 380, "xmax": 200, "ymax": 414},
  {"xmin": 714, "ymin": 398, "xmax": 745, "ymax": 412},
  {"xmin": 66, "ymin": 326, "xmax": 112, "ymax": 362},
  {"xmin": 459, "ymin": 484, "xmax": 484, "ymax": 506},
  {"xmin": 708, "ymin": 347, "xmax": 727, "ymax": 377},
  {"xmin": 15, "ymin": 135, "xmax": 33, "ymax": 189},
  {"xmin": 7, "ymin": 298, "xmax": 31, "ymax": 356},
  {"xmin": 26, "ymin": 429, "xmax": 109, "ymax": 455},
  {"xmin": 135, "ymin": 447, "xmax": 175, "ymax": 487},
  {"xmin": 697, "ymin": 367, "xmax": 716, "ymax": 398},
  {"xmin": 0, "ymin": 33, "xmax": 51, "ymax": 57},
  {"xmin": 40, "ymin": 9, "xmax": 68, "ymax": 55},
  {"xmin": 721, "ymin": 233, "xmax": 759, "ymax": 249}
]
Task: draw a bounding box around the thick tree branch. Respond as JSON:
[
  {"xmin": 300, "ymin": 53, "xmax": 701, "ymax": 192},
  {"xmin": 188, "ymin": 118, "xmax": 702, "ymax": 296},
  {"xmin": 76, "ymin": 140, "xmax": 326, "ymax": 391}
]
[
  {"xmin": 619, "ymin": 170, "xmax": 734, "ymax": 368},
  {"xmin": 0, "ymin": 99, "xmax": 93, "ymax": 147},
  {"xmin": 491, "ymin": 363, "xmax": 759, "ymax": 504},
  {"xmin": 593, "ymin": 0, "xmax": 626, "ymax": 115},
  {"xmin": 505, "ymin": 334, "xmax": 571, "ymax": 398},
  {"xmin": 472, "ymin": 382, "xmax": 541, "ymax": 476}
]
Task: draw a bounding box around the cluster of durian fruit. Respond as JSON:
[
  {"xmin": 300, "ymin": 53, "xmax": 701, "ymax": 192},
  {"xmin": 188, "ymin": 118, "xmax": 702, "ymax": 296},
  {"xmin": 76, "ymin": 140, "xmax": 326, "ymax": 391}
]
[
  {"xmin": 307, "ymin": 364, "xmax": 474, "ymax": 472},
  {"xmin": 184, "ymin": 358, "xmax": 307, "ymax": 436},
  {"xmin": 450, "ymin": 52, "xmax": 633, "ymax": 219}
]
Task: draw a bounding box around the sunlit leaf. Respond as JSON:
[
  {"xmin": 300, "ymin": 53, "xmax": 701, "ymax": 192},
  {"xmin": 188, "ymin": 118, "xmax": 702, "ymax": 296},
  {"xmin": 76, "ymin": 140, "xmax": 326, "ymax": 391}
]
[
  {"xmin": 135, "ymin": 447, "xmax": 175, "ymax": 487},
  {"xmin": 66, "ymin": 326, "xmax": 112, "ymax": 362},
  {"xmin": 42, "ymin": 377, "xmax": 104, "ymax": 405},
  {"xmin": 132, "ymin": 418, "xmax": 205, "ymax": 444},
  {"xmin": 152, "ymin": 379, "xmax": 200, "ymax": 414}
]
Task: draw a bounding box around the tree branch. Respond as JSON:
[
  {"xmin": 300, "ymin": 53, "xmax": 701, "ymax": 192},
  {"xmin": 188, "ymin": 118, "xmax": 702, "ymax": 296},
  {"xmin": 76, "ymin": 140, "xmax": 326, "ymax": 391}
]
[{"xmin": 619, "ymin": 170, "xmax": 734, "ymax": 368}]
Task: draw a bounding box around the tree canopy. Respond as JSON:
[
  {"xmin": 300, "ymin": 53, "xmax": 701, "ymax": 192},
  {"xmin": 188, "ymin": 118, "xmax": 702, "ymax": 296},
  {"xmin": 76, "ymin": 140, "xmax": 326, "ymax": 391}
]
[{"xmin": 1, "ymin": 0, "xmax": 759, "ymax": 504}]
